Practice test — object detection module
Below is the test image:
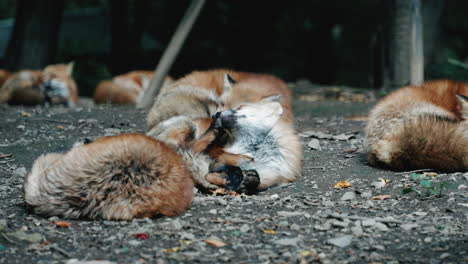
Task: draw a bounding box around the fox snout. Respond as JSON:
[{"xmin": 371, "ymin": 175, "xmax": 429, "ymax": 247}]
[{"xmin": 214, "ymin": 109, "xmax": 237, "ymax": 128}]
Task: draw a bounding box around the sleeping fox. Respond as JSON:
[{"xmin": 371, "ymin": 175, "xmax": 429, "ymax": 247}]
[
  {"xmin": 146, "ymin": 70, "xmax": 301, "ymax": 191},
  {"xmin": 147, "ymin": 69, "xmax": 294, "ymax": 129},
  {"xmin": 365, "ymin": 79, "xmax": 468, "ymax": 171},
  {"xmin": 94, "ymin": 71, "xmax": 173, "ymax": 105},
  {"xmin": 0, "ymin": 62, "xmax": 78, "ymax": 106}
]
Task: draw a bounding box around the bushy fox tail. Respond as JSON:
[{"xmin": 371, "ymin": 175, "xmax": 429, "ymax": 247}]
[{"xmin": 368, "ymin": 115, "xmax": 468, "ymax": 172}]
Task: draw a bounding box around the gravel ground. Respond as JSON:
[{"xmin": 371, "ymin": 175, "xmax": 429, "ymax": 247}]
[{"xmin": 0, "ymin": 85, "xmax": 467, "ymax": 264}]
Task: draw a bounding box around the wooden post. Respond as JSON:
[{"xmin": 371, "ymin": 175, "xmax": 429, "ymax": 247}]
[
  {"xmin": 410, "ymin": 0, "xmax": 424, "ymax": 85},
  {"xmin": 137, "ymin": 0, "xmax": 206, "ymax": 109}
]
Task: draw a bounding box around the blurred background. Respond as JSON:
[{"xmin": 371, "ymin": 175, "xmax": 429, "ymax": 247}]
[{"xmin": 0, "ymin": 0, "xmax": 467, "ymax": 97}]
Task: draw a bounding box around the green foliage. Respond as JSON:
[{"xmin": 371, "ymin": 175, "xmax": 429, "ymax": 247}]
[{"xmin": 404, "ymin": 173, "xmax": 458, "ymax": 198}]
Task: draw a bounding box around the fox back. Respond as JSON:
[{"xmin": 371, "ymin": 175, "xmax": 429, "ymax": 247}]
[
  {"xmin": 24, "ymin": 134, "xmax": 193, "ymax": 220},
  {"xmin": 365, "ymin": 80, "xmax": 468, "ymax": 171}
]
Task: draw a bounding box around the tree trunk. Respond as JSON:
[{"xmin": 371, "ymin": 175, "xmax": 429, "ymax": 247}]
[
  {"xmin": 5, "ymin": 0, "xmax": 64, "ymax": 71},
  {"xmin": 422, "ymin": 0, "xmax": 444, "ymax": 66},
  {"xmin": 389, "ymin": 0, "xmax": 424, "ymax": 87}
]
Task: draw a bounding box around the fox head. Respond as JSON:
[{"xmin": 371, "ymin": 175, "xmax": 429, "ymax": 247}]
[
  {"xmin": 214, "ymin": 95, "xmax": 283, "ymax": 130},
  {"xmin": 40, "ymin": 62, "xmax": 77, "ymax": 106}
]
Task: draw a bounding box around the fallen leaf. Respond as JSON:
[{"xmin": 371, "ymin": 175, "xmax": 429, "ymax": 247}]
[
  {"xmin": 204, "ymin": 239, "xmax": 226, "ymax": 247},
  {"xmin": 178, "ymin": 240, "xmax": 192, "ymax": 246},
  {"xmin": 132, "ymin": 233, "xmax": 148, "ymax": 240},
  {"xmin": 263, "ymin": 229, "xmax": 277, "ymax": 235},
  {"xmin": 423, "ymin": 172, "xmax": 438, "ymax": 177},
  {"xmin": 371, "ymin": 195, "xmax": 392, "ymax": 200},
  {"xmin": 210, "ymin": 188, "xmax": 227, "ymax": 195},
  {"xmin": 39, "ymin": 241, "xmax": 50, "ymax": 247},
  {"xmin": 21, "ymin": 111, "xmax": 32, "ymax": 117},
  {"xmin": 54, "ymin": 221, "xmax": 72, "ymax": 228},
  {"xmin": 334, "ymin": 181, "xmax": 352, "ymax": 188},
  {"xmin": 57, "ymin": 125, "xmax": 64, "ymax": 129},
  {"xmin": 300, "ymin": 250, "xmax": 316, "ymax": 257},
  {"xmin": 162, "ymin": 247, "xmax": 180, "ymax": 253}
]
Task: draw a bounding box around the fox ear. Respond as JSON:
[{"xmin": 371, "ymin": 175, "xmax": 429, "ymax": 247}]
[
  {"xmin": 456, "ymin": 94, "xmax": 468, "ymax": 119},
  {"xmin": 221, "ymin": 73, "xmax": 236, "ymax": 101},
  {"xmin": 261, "ymin": 94, "xmax": 281, "ymax": 103},
  {"xmin": 66, "ymin": 62, "xmax": 75, "ymax": 76}
]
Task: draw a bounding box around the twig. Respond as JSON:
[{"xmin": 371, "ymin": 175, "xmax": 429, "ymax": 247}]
[
  {"xmin": 448, "ymin": 58, "xmax": 468, "ymax": 71},
  {"xmin": 1, "ymin": 232, "xmax": 19, "ymax": 245},
  {"xmin": 307, "ymin": 167, "xmax": 326, "ymax": 171},
  {"xmin": 50, "ymin": 245, "xmax": 71, "ymax": 257},
  {"xmin": 395, "ymin": 168, "xmax": 433, "ymax": 175}
]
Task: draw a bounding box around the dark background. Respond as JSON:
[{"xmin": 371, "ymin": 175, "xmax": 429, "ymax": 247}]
[{"xmin": 0, "ymin": 0, "xmax": 468, "ymax": 97}]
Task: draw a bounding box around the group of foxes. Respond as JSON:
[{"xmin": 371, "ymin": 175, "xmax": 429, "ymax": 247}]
[{"xmin": 4, "ymin": 62, "xmax": 468, "ymax": 220}]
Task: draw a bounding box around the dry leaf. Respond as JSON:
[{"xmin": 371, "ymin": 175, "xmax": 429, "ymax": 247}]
[
  {"xmin": 54, "ymin": 221, "xmax": 72, "ymax": 228},
  {"xmin": 39, "ymin": 241, "xmax": 49, "ymax": 247},
  {"xmin": 132, "ymin": 233, "xmax": 149, "ymax": 240},
  {"xmin": 204, "ymin": 239, "xmax": 227, "ymax": 247},
  {"xmin": 371, "ymin": 195, "xmax": 391, "ymax": 200},
  {"xmin": 21, "ymin": 111, "xmax": 32, "ymax": 117},
  {"xmin": 162, "ymin": 247, "xmax": 180, "ymax": 253},
  {"xmin": 423, "ymin": 172, "xmax": 438, "ymax": 177},
  {"xmin": 210, "ymin": 188, "xmax": 227, "ymax": 195},
  {"xmin": 263, "ymin": 229, "xmax": 276, "ymax": 235},
  {"xmin": 178, "ymin": 240, "xmax": 192, "ymax": 246},
  {"xmin": 57, "ymin": 125, "xmax": 64, "ymax": 129},
  {"xmin": 300, "ymin": 250, "xmax": 317, "ymax": 257},
  {"xmin": 334, "ymin": 181, "xmax": 352, "ymax": 188}
]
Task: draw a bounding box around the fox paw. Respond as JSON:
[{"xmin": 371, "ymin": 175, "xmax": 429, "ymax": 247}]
[
  {"xmin": 211, "ymin": 164, "xmax": 244, "ymax": 191},
  {"xmin": 238, "ymin": 170, "xmax": 260, "ymax": 195}
]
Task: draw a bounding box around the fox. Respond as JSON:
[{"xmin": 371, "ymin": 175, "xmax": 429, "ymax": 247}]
[
  {"xmin": 24, "ymin": 128, "xmax": 234, "ymax": 220},
  {"xmin": 0, "ymin": 69, "xmax": 11, "ymax": 87},
  {"xmin": 0, "ymin": 62, "xmax": 78, "ymax": 107},
  {"xmin": 365, "ymin": 79, "xmax": 468, "ymax": 171},
  {"xmin": 147, "ymin": 69, "xmax": 294, "ymax": 130},
  {"xmin": 211, "ymin": 96, "xmax": 302, "ymax": 190},
  {"xmin": 146, "ymin": 70, "xmax": 301, "ymax": 191},
  {"xmin": 94, "ymin": 71, "xmax": 173, "ymax": 105}
]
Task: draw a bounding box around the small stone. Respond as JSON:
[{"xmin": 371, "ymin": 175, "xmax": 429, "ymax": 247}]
[
  {"xmin": 327, "ymin": 235, "xmax": 353, "ymax": 248},
  {"xmin": 13, "ymin": 167, "xmax": 27, "ymax": 177},
  {"xmin": 209, "ymin": 209, "xmax": 217, "ymax": 215},
  {"xmin": 362, "ymin": 219, "xmax": 376, "ymax": 227},
  {"xmin": 270, "ymin": 194, "xmax": 280, "ymax": 200},
  {"xmin": 400, "ymin": 223, "xmax": 418, "ymax": 231},
  {"xmin": 458, "ymin": 184, "xmax": 467, "ymax": 190},
  {"xmin": 308, "ymin": 139, "xmax": 322, "ymax": 150},
  {"xmin": 341, "ymin": 192, "xmax": 355, "ymax": 201},
  {"xmin": 240, "ymin": 224, "xmax": 250, "ymax": 233},
  {"xmin": 274, "ymin": 237, "xmax": 301, "ymax": 246},
  {"xmin": 424, "ymin": 237, "xmax": 432, "ymax": 243},
  {"xmin": 373, "ymin": 222, "xmax": 389, "ymax": 232}
]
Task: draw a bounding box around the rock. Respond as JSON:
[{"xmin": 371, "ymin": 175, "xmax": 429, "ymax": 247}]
[
  {"xmin": 274, "ymin": 237, "xmax": 301, "ymax": 246},
  {"xmin": 240, "ymin": 224, "xmax": 250, "ymax": 233},
  {"xmin": 400, "ymin": 223, "xmax": 418, "ymax": 231},
  {"xmin": 13, "ymin": 167, "xmax": 27, "ymax": 177},
  {"xmin": 7, "ymin": 230, "xmax": 42, "ymax": 243},
  {"xmin": 0, "ymin": 219, "xmax": 7, "ymax": 230},
  {"xmin": 308, "ymin": 139, "xmax": 322, "ymax": 150},
  {"xmin": 361, "ymin": 219, "xmax": 376, "ymax": 227},
  {"xmin": 341, "ymin": 192, "xmax": 355, "ymax": 201},
  {"xmin": 458, "ymin": 184, "xmax": 467, "ymax": 190},
  {"xmin": 209, "ymin": 209, "xmax": 217, "ymax": 215},
  {"xmin": 327, "ymin": 235, "xmax": 353, "ymax": 248},
  {"xmin": 373, "ymin": 222, "xmax": 389, "ymax": 232}
]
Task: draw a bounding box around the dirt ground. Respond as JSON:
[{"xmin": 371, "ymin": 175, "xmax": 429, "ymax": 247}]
[{"xmin": 0, "ymin": 83, "xmax": 467, "ymax": 264}]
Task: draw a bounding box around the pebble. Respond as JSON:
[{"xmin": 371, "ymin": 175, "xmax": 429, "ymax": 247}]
[
  {"xmin": 341, "ymin": 192, "xmax": 355, "ymax": 201},
  {"xmin": 327, "ymin": 235, "xmax": 353, "ymax": 248}
]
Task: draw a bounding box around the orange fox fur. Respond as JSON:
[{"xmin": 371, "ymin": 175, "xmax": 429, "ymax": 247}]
[
  {"xmin": 365, "ymin": 80, "xmax": 468, "ymax": 171},
  {"xmin": 0, "ymin": 69, "xmax": 11, "ymax": 88},
  {"xmin": 0, "ymin": 62, "xmax": 78, "ymax": 106},
  {"xmin": 24, "ymin": 132, "xmax": 216, "ymax": 220},
  {"xmin": 94, "ymin": 71, "xmax": 173, "ymax": 105}
]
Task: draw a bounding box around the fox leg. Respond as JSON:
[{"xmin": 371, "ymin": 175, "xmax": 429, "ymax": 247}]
[
  {"xmin": 206, "ymin": 147, "xmax": 253, "ymax": 166},
  {"xmin": 205, "ymin": 165, "xmax": 260, "ymax": 194}
]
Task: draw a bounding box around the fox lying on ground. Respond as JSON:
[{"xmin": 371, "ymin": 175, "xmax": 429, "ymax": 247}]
[
  {"xmin": 94, "ymin": 71, "xmax": 173, "ymax": 105},
  {"xmin": 365, "ymin": 79, "xmax": 468, "ymax": 171},
  {"xmin": 148, "ymin": 70, "xmax": 302, "ymax": 190},
  {"xmin": 0, "ymin": 62, "xmax": 78, "ymax": 106},
  {"xmin": 24, "ymin": 125, "xmax": 236, "ymax": 220}
]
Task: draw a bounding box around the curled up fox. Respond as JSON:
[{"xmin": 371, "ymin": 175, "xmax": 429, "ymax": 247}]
[
  {"xmin": 365, "ymin": 80, "xmax": 468, "ymax": 171},
  {"xmin": 147, "ymin": 69, "xmax": 302, "ymax": 192}
]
